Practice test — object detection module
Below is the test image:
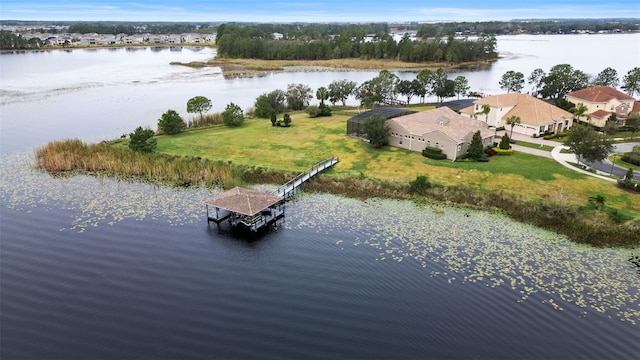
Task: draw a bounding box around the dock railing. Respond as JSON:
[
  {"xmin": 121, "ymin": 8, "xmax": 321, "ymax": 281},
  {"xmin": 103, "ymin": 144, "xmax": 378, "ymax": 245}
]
[{"xmin": 274, "ymin": 156, "xmax": 339, "ymax": 198}]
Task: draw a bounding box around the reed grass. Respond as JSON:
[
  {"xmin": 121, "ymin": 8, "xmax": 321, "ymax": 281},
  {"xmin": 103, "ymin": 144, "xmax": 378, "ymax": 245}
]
[{"xmin": 35, "ymin": 139, "xmax": 293, "ymax": 188}]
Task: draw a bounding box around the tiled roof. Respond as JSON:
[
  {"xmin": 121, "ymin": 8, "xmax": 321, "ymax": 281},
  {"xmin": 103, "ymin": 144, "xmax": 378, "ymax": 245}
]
[
  {"xmin": 632, "ymin": 102, "xmax": 640, "ymax": 114},
  {"xmin": 389, "ymin": 107, "xmax": 493, "ymax": 142},
  {"xmin": 204, "ymin": 187, "xmax": 283, "ymax": 216},
  {"xmin": 591, "ymin": 110, "xmax": 611, "ymax": 118},
  {"xmin": 466, "ymin": 93, "xmax": 573, "ymax": 126},
  {"xmin": 566, "ymin": 86, "xmax": 636, "ymax": 102}
]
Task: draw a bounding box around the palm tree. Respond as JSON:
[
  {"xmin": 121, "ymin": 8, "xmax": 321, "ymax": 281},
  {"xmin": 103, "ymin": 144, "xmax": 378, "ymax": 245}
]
[
  {"xmin": 570, "ymin": 103, "xmax": 590, "ymax": 125},
  {"xmin": 506, "ymin": 115, "xmax": 521, "ymax": 138},
  {"xmin": 475, "ymin": 104, "xmax": 491, "ymax": 122}
]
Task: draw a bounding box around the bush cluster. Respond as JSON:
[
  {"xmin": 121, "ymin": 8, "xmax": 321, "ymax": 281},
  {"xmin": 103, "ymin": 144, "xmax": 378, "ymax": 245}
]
[
  {"xmin": 492, "ymin": 147, "xmax": 514, "ymax": 156},
  {"xmin": 621, "ymin": 152, "xmax": 640, "ymax": 166},
  {"xmin": 543, "ymin": 130, "xmax": 570, "ymax": 140},
  {"xmin": 306, "ymin": 104, "xmax": 332, "ymax": 118},
  {"xmin": 422, "ymin": 146, "xmax": 447, "ymax": 160},
  {"xmin": 272, "ymin": 113, "xmax": 292, "ymax": 127}
]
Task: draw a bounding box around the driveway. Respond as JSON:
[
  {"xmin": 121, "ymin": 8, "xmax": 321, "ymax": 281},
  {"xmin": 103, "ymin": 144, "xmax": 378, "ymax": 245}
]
[{"xmin": 495, "ymin": 130, "xmax": 640, "ymax": 181}]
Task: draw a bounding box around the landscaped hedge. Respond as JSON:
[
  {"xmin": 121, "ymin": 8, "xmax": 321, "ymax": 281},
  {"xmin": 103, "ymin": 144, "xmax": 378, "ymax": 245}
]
[
  {"xmin": 543, "ymin": 130, "xmax": 570, "ymax": 140},
  {"xmin": 492, "ymin": 147, "xmax": 514, "ymax": 155},
  {"xmin": 422, "ymin": 146, "xmax": 447, "ymax": 160},
  {"xmin": 621, "ymin": 152, "xmax": 640, "ymax": 166}
]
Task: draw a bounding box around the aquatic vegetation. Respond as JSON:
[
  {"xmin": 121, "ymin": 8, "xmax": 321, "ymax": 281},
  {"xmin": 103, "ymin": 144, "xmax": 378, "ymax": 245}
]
[
  {"xmin": 285, "ymin": 193, "xmax": 640, "ymax": 325},
  {"xmin": 2, "ymin": 154, "xmax": 638, "ymax": 325}
]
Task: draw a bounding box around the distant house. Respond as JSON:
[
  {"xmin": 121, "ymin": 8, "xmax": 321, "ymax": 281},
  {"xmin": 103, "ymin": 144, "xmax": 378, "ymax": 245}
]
[
  {"xmin": 460, "ymin": 93, "xmax": 574, "ymax": 137},
  {"xmin": 565, "ymin": 86, "xmax": 639, "ymax": 127},
  {"xmin": 387, "ymin": 107, "xmax": 495, "ymax": 161}
]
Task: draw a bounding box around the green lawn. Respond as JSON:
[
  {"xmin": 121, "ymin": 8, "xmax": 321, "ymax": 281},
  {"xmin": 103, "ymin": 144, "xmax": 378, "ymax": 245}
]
[
  {"xmin": 153, "ymin": 112, "xmax": 639, "ymax": 213},
  {"xmin": 509, "ymin": 139, "xmax": 555, "ymax": 152}
]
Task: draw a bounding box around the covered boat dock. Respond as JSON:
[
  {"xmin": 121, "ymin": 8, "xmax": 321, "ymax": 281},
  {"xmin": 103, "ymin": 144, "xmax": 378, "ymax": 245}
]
[{"xmin": 204, "ymin": 187, "xmax": 285, "ymax": 232}]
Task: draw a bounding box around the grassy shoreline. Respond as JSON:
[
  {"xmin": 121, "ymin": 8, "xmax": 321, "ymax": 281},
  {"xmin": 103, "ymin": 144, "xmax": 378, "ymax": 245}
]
[
  {"xmin": 170, "ymin": 57, "xmax": 497, "ymax": 78},
  {"xmin": 35, "ymin": 112, "xmax": 640, "ymax": 247}
]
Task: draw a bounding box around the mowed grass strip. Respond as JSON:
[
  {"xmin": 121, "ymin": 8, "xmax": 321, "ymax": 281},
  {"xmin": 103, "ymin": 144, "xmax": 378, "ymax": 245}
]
[{"xmin": 154, "ymin": 112, "xmax": 640, "ymax": 215}]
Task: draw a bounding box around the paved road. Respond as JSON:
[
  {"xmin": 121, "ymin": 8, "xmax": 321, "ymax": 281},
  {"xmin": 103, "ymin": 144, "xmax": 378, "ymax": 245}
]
[{"xmin": 496, "ymin": 130, "xmax": 640, "ymax": 181}]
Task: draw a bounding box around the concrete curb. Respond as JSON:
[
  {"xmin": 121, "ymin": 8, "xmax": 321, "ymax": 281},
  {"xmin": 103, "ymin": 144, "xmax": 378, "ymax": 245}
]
[{"xmin": 550, "ymin": 145, "xmax": 617, "ymax": 183}]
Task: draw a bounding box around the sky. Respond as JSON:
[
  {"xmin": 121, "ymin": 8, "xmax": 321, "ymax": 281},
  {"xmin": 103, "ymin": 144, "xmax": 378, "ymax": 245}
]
[{"xmin": 1, "ymin": 0, "xmax": 639, "ymax": 23}]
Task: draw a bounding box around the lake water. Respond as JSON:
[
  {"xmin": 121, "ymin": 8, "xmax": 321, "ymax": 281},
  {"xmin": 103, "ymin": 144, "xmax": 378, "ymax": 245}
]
[{"xmin": 1, "ymin": 35, "xmax": 639, "ymax": 358}]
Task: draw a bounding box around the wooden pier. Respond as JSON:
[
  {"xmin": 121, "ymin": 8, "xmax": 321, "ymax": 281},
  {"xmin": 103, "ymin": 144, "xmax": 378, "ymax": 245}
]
[
  {"xmin": 273, "ymin": 156, "xmax": 339, "ymax": 199},
  {"xmin": 205, "ymin": 156, "xmax": 338, "ymax": 232}
]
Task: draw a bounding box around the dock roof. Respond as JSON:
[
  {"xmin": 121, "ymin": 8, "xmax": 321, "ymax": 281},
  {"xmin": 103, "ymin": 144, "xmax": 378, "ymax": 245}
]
[{"xmin": 204, "ymin": 187, "xmax": 283, "ymax": 216}]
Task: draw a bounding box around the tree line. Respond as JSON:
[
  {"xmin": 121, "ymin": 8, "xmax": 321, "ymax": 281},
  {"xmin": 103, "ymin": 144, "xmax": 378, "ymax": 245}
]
[
  {"xmin": 416, "ymin": 19, "xmax": 639, "ymax": 37},
  {"xmin": 0, "ymin": 30, "xmax": 43, "ymax": 49},
  {"xmin": 216, "ymin": 23, "xmax": 497, "ymax": 63}
]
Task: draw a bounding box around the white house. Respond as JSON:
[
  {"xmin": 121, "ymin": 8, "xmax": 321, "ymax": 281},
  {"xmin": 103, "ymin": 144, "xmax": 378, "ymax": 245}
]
[{"xmin": 460, "ymin": 93, "xmax": 574, "ymax": 137}]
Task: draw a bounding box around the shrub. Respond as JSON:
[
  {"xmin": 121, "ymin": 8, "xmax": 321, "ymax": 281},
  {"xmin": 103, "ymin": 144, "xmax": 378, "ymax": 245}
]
[
  {"xmin": 270, "ymin": 112, "xmax": 277, "ymax": 126},
  {"xmin": 409, "ymin": 175, "xmax": 433, "ymax": 194},
  {"xmin": 499, "ymin": 134, "xmax": 511, "ymax": 149},
  {"xmin": 319, "ymin": 103, "xmax": 332, "ymax": 116},
  {"xmin": 492, "ymin": 147, "xmax": 514, "ymax": 155},
  {"xmin": 621, "ymin": 152, "xmax": 640, "ymax": 166},
  {"xmin": 305, "ymin": 105, "xmax": 320, "ymax": 118},
  {"xmin": 422, "ymin": 146, "xmax": 447, "ymax": 160},
  {"xmin": 158, "ymin": 109, "xmax": 185, "ymax": 135},
  {"xmin": 222, "ymin": 102, "xmax": 244, "ymax": 127},
  {"xmin": 128, "ymin": 126, "xmax": 156, "ymax": 153},
  {"xmin": 485, "ymin": 148, "xmax": 497, "ymax": 157}
]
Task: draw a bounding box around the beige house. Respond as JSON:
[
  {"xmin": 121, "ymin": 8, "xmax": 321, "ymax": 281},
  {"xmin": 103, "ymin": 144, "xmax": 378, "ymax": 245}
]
[
  {"xmin": 565, "ymin": 86, "xmax": 639, "ymax": 127},
  {"xmin": 460, "ymin": 93, "xmax": 574, "ymax": 137},
  {"xmin": 387, "ymin": 107, "xmax": 495, "ymax": 161}
]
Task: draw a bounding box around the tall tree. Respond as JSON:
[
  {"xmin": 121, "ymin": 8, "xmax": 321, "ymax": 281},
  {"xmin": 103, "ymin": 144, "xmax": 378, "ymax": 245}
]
[
  {"xmin": 316, "ymin": 86, "xmax": 329, "ymax": 105},
  {"xmin": 186, "ymin": 96, "xmax": 212, "ymax": 121},
  {"xmin": 564, "ymin": 125, "xmax": 613, "ymax": 164},
  {"xmin": 417, "ymin": 68, "xmax": 434, "ymax": 101},
  {"xmin": 363, "ymin": 113, "xmax": 391, "ymax": 148},
  {"xmin": 499, "ymin": 70, "xmax": 525, "ymax": 93},
  {"xmin": 453, "ymin": 76, "xmax": 470, "ymax": 100},
  {"xmin": 395, "ymin": 80, "xmax": 415, "ymax": 104},
  {"xmin": 286, "ymin": 83, "xmax": 313, "ymax": 110},
  {"xmin": 328, "ymin": 79, "xmax": 357, "ymax": 106},
  {"xmin": 593, "ymin": 67, "xmax": 619, "ymax": 87},
  {"xmin": 540, "ymin": 64, "xmax": 590, "ymax": 99},
  {"xmin": 528, "ymin": 68, "xmax": 545, "ymax": 97},
  {"xmin": 254, "ymin": 93, "xmax": 274, "ymax": 118},
  {"xmin": 356, "ymin": 70, "xmax": 399, "ymax": 107},
  {"xmin": 157, "ymin": 109, "xmax": 185, "ymax": 135},
  {"xmin": 626, "ymin": 113, "xmax": 640, "ymax": 140},
  {"xmin": 506, "ymin": 115, "xmax": 521, "ymax": 138},
  {"xmin": 622, "ymin": 67, "xmax": 640, "ymax": 96},
  {"xmin": 267, "ymin": 89, "xmax": 287, "ymax": 114},
  {"xmin": 430, "ymin": 68, "xmax": 452, "ymax": 103}
]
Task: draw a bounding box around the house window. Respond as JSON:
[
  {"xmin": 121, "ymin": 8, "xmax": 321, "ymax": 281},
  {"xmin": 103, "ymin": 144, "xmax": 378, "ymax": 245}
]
[
  {"xmin": 457, "ymin": 144, "xmax": 462, "ymax": 151},
  {"xmin": 399, "ymin": 139, "xmax": 403, "ymax": 145},
  {"xmin": 610, "ymin": 105, "xmax": 614, "ymax": 111},
  {"xmin": 475, "ymin": 105, "xmax": 479, "ymax": 111}
]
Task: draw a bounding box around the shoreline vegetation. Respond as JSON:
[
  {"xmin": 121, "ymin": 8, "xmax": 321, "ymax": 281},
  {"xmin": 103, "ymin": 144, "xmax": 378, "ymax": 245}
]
[
  {"xmin": 170, "ymin": 57, "xmax": 496, "ymax": 79},
  {"xmin": 35, "ymin": 112, "xmax": 640, "ymax": 248}
]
